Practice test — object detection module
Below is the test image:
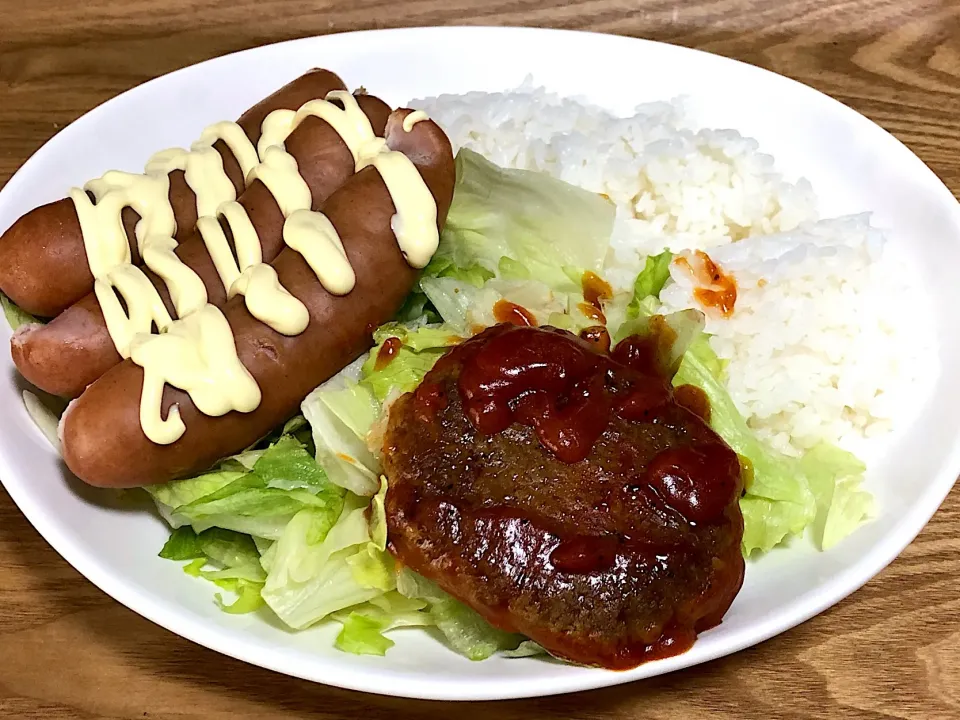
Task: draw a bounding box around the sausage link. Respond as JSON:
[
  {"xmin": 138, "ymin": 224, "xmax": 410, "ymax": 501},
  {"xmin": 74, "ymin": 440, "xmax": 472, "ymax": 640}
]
[
  {"xmin": 12, "ymin": 94, "xmax": 392, "ymax": 399},
  {"xmin": 0, "ymin": 69, "xmax": 345, "ymax": 317},
  {"xmin": 61, "ymin": 111, "xmax": 455, "ymax": 488}
]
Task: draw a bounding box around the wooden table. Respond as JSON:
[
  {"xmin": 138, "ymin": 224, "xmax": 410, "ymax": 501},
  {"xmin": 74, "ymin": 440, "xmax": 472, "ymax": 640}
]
[{"xmin": 1, "ymin": 1, "xmax": 959, "ymax": 717}]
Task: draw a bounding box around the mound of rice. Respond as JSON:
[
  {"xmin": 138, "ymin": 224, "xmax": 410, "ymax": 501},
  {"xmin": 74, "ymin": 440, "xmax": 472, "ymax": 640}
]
[{"xmin": 412, "ymin": 80, "xmax": 934, "ymax": 457}]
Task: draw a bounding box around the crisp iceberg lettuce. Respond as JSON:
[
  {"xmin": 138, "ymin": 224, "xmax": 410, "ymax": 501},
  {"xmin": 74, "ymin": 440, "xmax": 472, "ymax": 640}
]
[
  {"xmin": 359, "ymin": 323, "xmax": 460, "ymax": 400},
  {"xmin": 801, "ymin": 444, "xmax": 874, "ymax": 550},
  {"xmin": 0, "ymin": 291, "xmax": 40, "ymax": 331},
  {"xmin": 421, "ymin": 276, "xmax": 567, "ymax": 335},
  {"xmin": 159, "ymin": 526, "xmax": 267, "ymax": 613},
  {"xmin": 147, "ymin": 435, "xmax": 342, "ymax": 540},
  {"xmin": 673, "ymin": 334, "xmax": 870, "ymax": 554},
  {"xmin": 617, "ymin": 260, "xmax": 872, "ymax": 554},
  {"xmin": 152, "ymin": 434, "xmax": 346, "ymax": 612},
  {"xmin": 628, "ymin": 250, "xmax": 673, "ymax": 318},
  {"xmin": 300, "ymin": 322, "xmax": 462, "ymax": 497},
  {"xmin": 261, "ymin": 480, "xmax": 394, "ymax": 629},
  {"xmin": 431, "ymin": 148, "xmax": 614, "ymax": 292},
  {"xmin": 396, "ymin": 568, "xmax": 527, "ymax": 661},
  {"xmin": 405, "ymin": 147, "xmax": 616, "ymax": 335},
  {"xmin": 302, "ymin": 381, "xmax": 382, "ymax": 497}
]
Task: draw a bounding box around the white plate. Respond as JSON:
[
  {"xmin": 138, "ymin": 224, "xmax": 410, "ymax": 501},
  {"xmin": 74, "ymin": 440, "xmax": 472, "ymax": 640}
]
[{"xmin": 1, "ymin": 26, "xmax": 959, "ymax": 702}]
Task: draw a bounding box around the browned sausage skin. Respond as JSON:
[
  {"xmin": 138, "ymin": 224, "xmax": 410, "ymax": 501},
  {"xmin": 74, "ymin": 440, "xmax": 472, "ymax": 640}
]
[
  {"xmin": 12, "ymin": 94, "xmax": 393, "ymax": 399},
  {"xmin": 0, "ymin": 69, "xmax": 345, "ymax": 318},
  {"xmin": 60, "ymin": 110, "xmax": 455, "ymax": 489}
]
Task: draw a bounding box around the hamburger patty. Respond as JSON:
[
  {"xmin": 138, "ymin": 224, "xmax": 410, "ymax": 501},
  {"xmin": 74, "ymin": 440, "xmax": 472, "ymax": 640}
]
[{"xmin": 382, "ymin": 323, "xmax": 745, "ymax": 669}]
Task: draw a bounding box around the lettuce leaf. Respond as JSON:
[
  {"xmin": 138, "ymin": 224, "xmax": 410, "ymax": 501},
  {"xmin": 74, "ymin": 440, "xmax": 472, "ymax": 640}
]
[
  {"xmin": 0, "ymin": 291, "xmax": 41, "ymax": 330},
  {"xmin": 360, "ymin": 345, "xmax": 449, "ymax": 402},
  {"xmin": 148, "ymin": 434, "xmax": 344, "ymax": 542},
  {"xmin": 335, "ymin": 613, "xmax": 396, "ymax": 656},
  {"xmin": 422, "ymin": 254, "xmax": 495, "ymax": 288},
  {"xmin": 302, "ymin": 380, "xmax": 382, "ymax": 497},
  {"xmin": 359, "ymin": 322, "xmax": 461, "ymax": 401},
  {"xmin": 628, "ymin": 251, "xmax": 673, "ymax": 317},
  {"xmin": 158, "ymin": 526, "xmax": 205, "ymax": 560},
  {"xmin": 430, "ymin": 148, "xmax": 614, "ymax": 292},
  {"xmin": 301, "ymin": 323, "xmax": 461, "ymax": 497},
  {"xmin": 159, "ymin": 526, "xmax": 267, "ymax": 614},
  {"xmin": 332, "ymin": 591, "xmax": 434, "ymax": 656},
  {"xmin": 395, "ymin": 568, "xmax": 527, "ymax": 661},
  {"xmin": 429, "ymin": 597, "xmax": 526, "ymax": 661},
  {"xmin": 260, "ymin": 479, "xmax": 394, "ymax": 629},
  {"xmin": 420, "ymin": 276, "xmax": 569, "ymax": 336},
  {"xmin": 801, "ymin": 444, "xmax": 874, "ymax": 550},
  {"xmin": 672, "ymin": 335, "xmax": 869, "ymax": 553},
  {"xmin": 249, "ymin": 435, "xmax": 330, "ymax": 493},
  {"xmin": 145, "ymin": 435, "xmax": 342, "ymax": 539}
]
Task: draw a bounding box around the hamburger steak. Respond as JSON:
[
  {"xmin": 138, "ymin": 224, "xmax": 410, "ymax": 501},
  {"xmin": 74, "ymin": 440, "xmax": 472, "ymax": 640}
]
[{"xmin": 382, "ymin": 323, "xmax": 745, "ymax": 669}]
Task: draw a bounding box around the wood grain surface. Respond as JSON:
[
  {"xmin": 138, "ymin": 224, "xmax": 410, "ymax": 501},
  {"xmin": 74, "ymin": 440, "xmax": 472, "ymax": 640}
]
[{"xmin": 1, "ymin": 0, "xmax": 959, "ymax": 717}]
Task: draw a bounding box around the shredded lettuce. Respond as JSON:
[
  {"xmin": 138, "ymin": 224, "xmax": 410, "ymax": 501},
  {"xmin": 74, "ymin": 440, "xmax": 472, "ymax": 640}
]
[
  {"xmin": 0, "ymin": 291, "xmax": 41, "ymax": 330},
  {"xmin": 332, "ymin": 592, "xmax": 433, "ymax": 656},
  {"xmin": 302, "ymin": 381, "xmax": 382, "ymax": 497},
  {"xmin": 395, "ymin": 568, "xmax": 528, "ymax": 661},
  {"xmin": 335, "ymin": 613, "xmax": 397, "ymax": 656},
  {"xmin": 673, "ymin": 335, "xmax": 870, "ymax": 553},
  {"xmin": 406, "ymin": 148, "xmax": 615, "ymax": 335},
  {"xmin": 421, "ymin": 276, "xmax": 572, "ymax": 336},
  {"xmin": 359, "ymin": 322, "xmax": 461, "ymax": 399},
  {"xmin": 360, "ymin": 343, "xmax": 454, "ymax": 402},
  {"xmin": 299, "ymin": 323, "xmax": 461, "ymax": 497},
  {"xmin": 422, "ymin": 254, "xmax": 495, "ymax": 288},
  {"xmin": 147, "ymin": 434, "xmax": 344, "ymax": 541},
  {"xmin": 152, "ymin": 435, "xmax": 347, "ymax": 612},
  {"xmin": 427, "ymin": 148, "xmax": 614, "ymax": 293},
  {"xmin": 158, "ymin": 526, "xmax": 266, "ymax": 613},
  {"xmin": 628, "ymin": 251, "xmax": 673, "ymax": 318},
  {"xmin": 261, "ymin": 479, "xmax": 392, "ymax": 629},
  {"xmin": 801, "ymin": 444, "xmax": 874, "ymax": 550}
]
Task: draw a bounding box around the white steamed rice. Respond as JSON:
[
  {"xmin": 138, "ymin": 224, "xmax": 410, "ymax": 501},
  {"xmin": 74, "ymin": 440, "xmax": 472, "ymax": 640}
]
[{"xmin": 412, "ymin": 79, "xmax": 935, "ymax": 457}]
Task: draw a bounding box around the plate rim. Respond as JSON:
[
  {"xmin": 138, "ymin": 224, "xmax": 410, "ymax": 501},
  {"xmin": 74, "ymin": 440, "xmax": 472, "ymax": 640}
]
[{"xmin": 1, "ymin": 25, "xmax": 959, "ymax": 701}]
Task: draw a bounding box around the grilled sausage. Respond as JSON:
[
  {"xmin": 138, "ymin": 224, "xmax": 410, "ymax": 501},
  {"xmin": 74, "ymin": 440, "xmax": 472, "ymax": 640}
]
[
  {"xmin": 60, "ymin": 110, "xmax": 455, "ymax": 488},
  {"xmin": 0, "ymin": 68, "xmax": 346, "ymax": 318},
  {"xmin": 12, "ymin": 93, "xmax": 392, "ymax": 398}
]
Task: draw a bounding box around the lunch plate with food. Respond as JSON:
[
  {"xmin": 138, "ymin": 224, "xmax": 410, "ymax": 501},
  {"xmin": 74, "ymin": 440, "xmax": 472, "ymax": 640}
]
[{"xmin": 0, "ymin": 25, "xmax": 958, "ymax": 701}]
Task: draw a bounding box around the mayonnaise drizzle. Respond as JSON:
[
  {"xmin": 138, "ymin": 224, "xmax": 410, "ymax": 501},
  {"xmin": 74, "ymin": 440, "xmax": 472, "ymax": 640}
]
[
  {"xmin": 73, "ymin": 120, "xmax": 259, "ymax": 281},
  {"xmin": 197, "ymin": 201, "xmax": 263, "ymax": 295},
  {"xmin": 246, "ymin": 146, "xmax": 312, "ymax": 218},
  {"xmin": 402, "ymin": 110, "xmax": 429, "ymax": 132},
  {"xmin": 145, "ymin": 145, "xmax": 235, "ymax": 218},
  {"xmin": 283, "ymin": 209, "xmax": 356, "ymax": 295},
  {"xmin": 141, "ymin": 235, "xmax": 208, "ymax": 318},
  {"xmin": 130, "ymin": 305, "xmax": 261, "ymax": 444},
  {"xmin": 231, "ymin": 263, "xmax": 309, "ymax": 335},
  {"xmin": 71, "ymin": 171, "xmax": 173, "ymax": 278},
  {"xmin": 95, "ymin": 265, "xmax": 173, "ymax": 359},
  {"xmin": 358, "ymin": 149, "xmax": 439, "ymax": 268},
  {"xmin": 198, "ymin": 121, "xmax": 260, "ymax": 180},
  {"xmin": 79, "ymin": 95, "xmax": 438, "ymax": 445}
]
